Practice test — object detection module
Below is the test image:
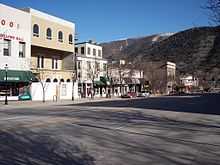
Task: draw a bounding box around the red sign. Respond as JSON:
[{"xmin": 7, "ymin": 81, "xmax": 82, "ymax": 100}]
[
  {"xmin": 0, "ymin": 19, "xmax": 15, "ymax": 28},
  {"xmin": 0, "ymin": 33, "xmax": 24, "ymax": 41}
]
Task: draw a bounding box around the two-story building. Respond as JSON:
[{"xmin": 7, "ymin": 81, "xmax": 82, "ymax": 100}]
[
  {"xmin": 23, "ymin": 8, "xmax": 75, "ymax": 83},
  {"xmin": 75, "ymin": 41, "xmax": 108, "ymax": 98},
  {"xmin": 108, "ymin": 60, "xmax": 144, "ymax": 96},
  {"xmin": 0, "ymin": 4, "xmax": 35, "ymax": 100}
]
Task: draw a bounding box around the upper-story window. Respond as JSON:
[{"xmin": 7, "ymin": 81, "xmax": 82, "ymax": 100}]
[
  {"xmin": 93, "ymin": 48, "xmax": 96, "ymax": 56},
  {"xmin": 75, "ymin": 47, "xmax": 78, "ymax": 54},
  {"xmin": 37, "ymin": 56, "xmax": 44, "ymax": 68},
  {"xmin": 77, "ymin": 61, "xmax": 81, "ymax": 70},
  {"xmin": 3, "ymin": 39, "xmax": 11, "ymax": 56},
  {"xmin": 81, "ymin": 47, "xmax": 85, "ymax": 55},
  {"xmin": 87, "ymin": 47, "xmax": 91, "ymax": 55},
  {"xmin": 19, "ymin": 42, "xmax": 25, "ymax": 58},
  {"xmin": 46, "ymin": 28, "xmax": 52, "ymax": 40},
  {"xmin": 69, "ymin": 34, "xmax": 73, "ymax": 44},
  {"xmin": 33, "ymin": 24, "xmax": 39, "ymax": 37},
  {"xmin": 98, "ymin": 50, "xmax": 102, "ymax": 57},
  {"xmin": 58, "ymin": 31, "xmax": 63, "ymax": 42},
  {"xmin": 52, "ymin": 57, "xmax": 58, "ymax": 69}
]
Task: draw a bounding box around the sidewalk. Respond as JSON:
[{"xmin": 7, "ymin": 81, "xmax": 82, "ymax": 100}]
[{"xmin": 0, "ymin": 96, "xmax": 124, "ymax": 109}]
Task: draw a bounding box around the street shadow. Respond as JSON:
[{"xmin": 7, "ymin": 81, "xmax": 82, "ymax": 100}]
[
  {"xmin": 0, "ymin": 130, "xmax": 95, "ymax": 165},
  {"xmin": 65, "ymin": 93, "xmax": 220, "ymax": 115}
]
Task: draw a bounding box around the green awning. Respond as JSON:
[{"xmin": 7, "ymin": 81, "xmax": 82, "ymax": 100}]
[
  {"xmin": 0, "ymin": 70, "xmax": 36, "ymax": 83},
  {"xmin": 100, "ymin": 76, "xmax": 110, "ymax": 85},
  {"xmin": 94, "ymin": 80, "xmax": 105, "ymax": 86}
]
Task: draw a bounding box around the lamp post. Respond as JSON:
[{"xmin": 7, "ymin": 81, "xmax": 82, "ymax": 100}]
[
  {"xmin": 4, "ymin": 64, "xmax": 8, "ymax": 105},
  {"xmin": 72, "ymin": 52, "xmax": 77, "ymax": 101}
]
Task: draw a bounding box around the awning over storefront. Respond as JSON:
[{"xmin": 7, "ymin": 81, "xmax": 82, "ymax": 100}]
[
  {"xmin": 100, "ymin": 76, "xmax": 110, "ymax": 86},
  {"xmin": 94, "ymin": 80, "xmax": 105, "ymax": 86},
  {"xmin": 0, "ymin": 70, "xmax": 36, "ymax": 83}
]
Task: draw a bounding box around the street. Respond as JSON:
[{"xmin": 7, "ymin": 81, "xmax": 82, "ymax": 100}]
[{"xmin": 0, "ymin": 94, "xmax": 220, "ymax": 165}]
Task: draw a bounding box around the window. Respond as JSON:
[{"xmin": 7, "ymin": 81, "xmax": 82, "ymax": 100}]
[
  {"xmin": 81, "ymin": 47, "xmax": 85, "ymax": 54},
  {"xmin": 78, "ymin": 72, "xmax": 81, "ymax": 79},
  {"xmin": 66, "ymin": 79, "xmax": 71, "ymax": 82},
  {"xmin": 75, "ymin": 47, "xmax": 78, "ymax": 53},
  {"xmin": 46, "ymin": 28, "xmax": 52, "ymax": 40},
  {"xmin": 103, "ymin": 64, "xmax": 107, "ymax": 71},
  {"xmin": 87, "ymin": 61, "xmax": 91, "ymax": 70},
  {"xmin": 33, "ymin": 24, "xmax": 39, "ymax": 37},
  {"xmin": 95, "ymin": 62, "xmax": 100, "ymax": 71},
  {"xmin": 87, "ymin": 47, "xmax": 91, "ymax": 55},
  {"xmin": 19, "ymin": 42, "xmax": 25, "ymax": 58},
  {"xmin": 58, "ymin": 31, "xmax": 63, "ymax": 42},
  {"xmin": 37, "ymin": 56, "xmax": 44, "ymax": 68},
  {"xmin": 98, "ymin": 50, "xmax": 101, "ymax": 57},
  {"xmin": 77, "ymin": 61, "xmax": 81, "ymax": 70},
  {"xmin": 69, "ymin": 34, "xmax": 73, "ymax": 44},
  {"xmin": 3, "ymin": 39, "xmax": 10, "ymax": 56},
  {"xmin": 46, "ymin": 78, "xmax": 51, "ymax": 82},
  {"xmin": 93, "ymin": 48, "xmax": 96, "ymax": 56},
  {"xmin": 53, "ymin": 78, "xmax": 58, "ymax": 83},
  {"xmin": 60, "ymin": 79, "xmax": 64, "ymax": 82},
  {"xmin": 52, "ymin": 57, "xmax": 58, "ymax": 69}
]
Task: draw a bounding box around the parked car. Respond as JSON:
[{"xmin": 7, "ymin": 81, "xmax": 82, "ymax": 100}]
[
  {"xmin": 137, "ymin": 91, "xmax": 150, "ymax": 97},
  {"xmin": 121, "ymin": 92, "xmax": 137, "ymax": 98}
]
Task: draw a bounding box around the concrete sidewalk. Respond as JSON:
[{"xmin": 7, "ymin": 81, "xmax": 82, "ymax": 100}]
[{"xmin": 0, "ymin": 96, "xmax": 124, "ymax": 109}]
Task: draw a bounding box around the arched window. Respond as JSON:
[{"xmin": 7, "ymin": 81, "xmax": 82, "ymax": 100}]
[
  {"xmin": 58, "ymin": 31, "xmax": 63, "ymax": 42},
  {"xmin": 53, "ymin": 78, "xmax": 58, "ymax": 83},
  {"xmin": 66, "ymin": 79, "xmax": 71, "ymax": 82},
  {"xmin": 46, "ymin": 78, "xmax": 51, "ymax": 82},
  {"xmin": 69, "ymin": 34, "xmax": 73, "ymax": 44},
  {"xmin": 33, "ymin": 24, "xmax": 39, "ymax": 37},
  {"xmin": 60, "ymin": 79, "xmax": 64, "ymax": 82},
  {"xmin": 46, "ymin": 28, "xmax": 52, "ymax": 40}
]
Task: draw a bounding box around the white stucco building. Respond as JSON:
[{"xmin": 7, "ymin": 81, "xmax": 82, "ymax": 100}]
[
  {"xmin": 0, "ymin": 3, "xmax": 31, "ymax": 70},
  {"xmin": 75, "ymin": 41, "xmax": 108, "ymax": 98},
  {"xmin": 0, "ymin": 3, "xmax": 34, "ymax": 100}
]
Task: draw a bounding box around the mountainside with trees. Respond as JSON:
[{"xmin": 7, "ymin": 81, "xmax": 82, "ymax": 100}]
[{"xmin": 101, "ymin": 26, "xmax": 220, "ymax": 81}]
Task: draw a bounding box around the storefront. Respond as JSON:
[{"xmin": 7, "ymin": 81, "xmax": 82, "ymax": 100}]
[{"xmin": 0, "ymin": 69, "xmax": 35, "ymax": 100}]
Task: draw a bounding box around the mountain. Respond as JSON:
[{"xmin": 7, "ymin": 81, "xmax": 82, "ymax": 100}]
[
  {"xmin": 101, "ymin": 26, "xmax": 220, "ymax": 80},
  {"xmin": 101, "ymin": 33, "xmax": 173, "ymax": 61}
]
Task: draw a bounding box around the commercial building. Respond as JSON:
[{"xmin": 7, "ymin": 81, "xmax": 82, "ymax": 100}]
[
  {"xmin": 108, "ymin": 60, "xmax": 144, "ymax": 96},
  {"xmin": 144, "ymin": 61, "xmax": 176, "ymax": 94},
  {"xmin": 23, "ymin": 8, "xmax": 75, "ymax": 83},
  {"xmin": 0, "ymin": 3, "xmax": 34, "ymax": 100},
  {"xmin": 75, "ymin": 41, "xmax": 108, "ymax": 98}
]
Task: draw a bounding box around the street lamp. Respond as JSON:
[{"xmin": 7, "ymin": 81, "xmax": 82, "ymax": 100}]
[
  {"xmin": 4, "ymin": 64, "xmax": 8, "ymax": 105},
  {"xmin": 72, "ymin": 52, "xmax": 77, "ymax": 101}
]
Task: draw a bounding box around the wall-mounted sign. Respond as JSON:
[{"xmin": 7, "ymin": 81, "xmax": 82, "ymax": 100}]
[
  {"xmin": 0, "ymin": 33, "xmax": 24, "ymax": 41},
  {"xmin": 0, "ymin": 19, "xmax": 16, "ymax": 28}
]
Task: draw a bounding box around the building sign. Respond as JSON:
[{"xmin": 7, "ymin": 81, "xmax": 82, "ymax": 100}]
[
  {"xmin": 0, "ymin": 33, "xmax": 24, "ymax": 41},
  {"xmin": 0, "ymin": 19, "xmax": 17, "ymax": 28}
]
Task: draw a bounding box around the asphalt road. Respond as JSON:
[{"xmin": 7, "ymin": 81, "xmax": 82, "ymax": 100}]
[{"xmin": 0, "ymin": 93, "xmax": 220, "ymax": 165}]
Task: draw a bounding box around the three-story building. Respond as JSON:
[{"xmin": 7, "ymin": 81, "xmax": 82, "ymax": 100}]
[
  {"xmin": 75, "ymin": 41, "xmax": 108, "ymax": 97},
  {"xmin": 23, "ymin": 8, "xmax": 75, "ymax": 83}
]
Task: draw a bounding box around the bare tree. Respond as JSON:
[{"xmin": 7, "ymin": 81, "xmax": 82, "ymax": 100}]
[{"xmin": 206, "ymin": 0, "xmax": 220, "ymax": 24}]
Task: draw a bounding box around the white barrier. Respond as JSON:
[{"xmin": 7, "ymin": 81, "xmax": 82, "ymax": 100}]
[{"xmin": 31, "ymin": 82, "xmax": 78, "ymax": 101}]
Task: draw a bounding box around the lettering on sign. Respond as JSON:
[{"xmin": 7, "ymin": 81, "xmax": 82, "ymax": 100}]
[
  {"xmin": 0, "ymin": 19, "xmax": 17, "ymax": 28},
  {"xmin": 0, "ymin": 33, "xmax": 24, "ymax": 41}
]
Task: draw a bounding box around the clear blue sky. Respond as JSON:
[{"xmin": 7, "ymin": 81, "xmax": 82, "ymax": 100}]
[{"xmin": 1, "ymin": 0, "xmax": 210, "ymax": 42}]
